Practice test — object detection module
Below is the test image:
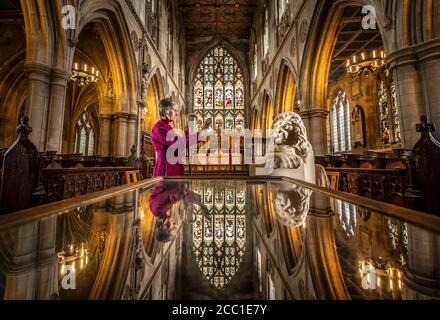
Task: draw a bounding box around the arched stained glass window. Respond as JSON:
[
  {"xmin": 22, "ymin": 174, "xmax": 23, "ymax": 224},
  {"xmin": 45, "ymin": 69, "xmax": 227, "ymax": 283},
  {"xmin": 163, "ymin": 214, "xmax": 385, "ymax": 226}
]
[
  {"xmin": 278, "ymin": 0, "xmax": 289, "ymax": 21},
  {"xmin": 263, "ymin": 8, "xmax": 269, "ymax": 57},
  {"xmin": 193, "ymin": 45, "xmax": 245, "ymax": 133},
  {"xmin": 331, "ymin": 91, "xmax": 352, "ymax": 153},
  {"xmin": 192, "ymin": 181, "xmax": 246, "ymax": 289},
  {"xmin": 377, "ymin": 69, "xmax": 401, "ymax": 145},
  {"xmin": 75, "ymin": 109, "xmax": 96, "ymax": 156},
  {"xmin": 253, "ymin": 43, "xmax": 258, "ymax": 81}
]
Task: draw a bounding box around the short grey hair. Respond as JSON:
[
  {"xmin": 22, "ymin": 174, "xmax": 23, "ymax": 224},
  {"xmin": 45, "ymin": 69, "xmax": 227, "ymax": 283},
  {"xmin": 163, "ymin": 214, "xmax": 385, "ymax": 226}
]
[{"xmin": 159, "ymin": 98, "xmax": 177, "ymax": 118}]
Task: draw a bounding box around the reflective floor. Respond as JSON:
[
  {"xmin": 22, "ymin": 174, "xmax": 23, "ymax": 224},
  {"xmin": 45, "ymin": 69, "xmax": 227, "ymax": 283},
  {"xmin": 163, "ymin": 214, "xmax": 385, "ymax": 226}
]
[{"xmin": 0, "ymin": 179, "xmax": 439, "ymax": 300}]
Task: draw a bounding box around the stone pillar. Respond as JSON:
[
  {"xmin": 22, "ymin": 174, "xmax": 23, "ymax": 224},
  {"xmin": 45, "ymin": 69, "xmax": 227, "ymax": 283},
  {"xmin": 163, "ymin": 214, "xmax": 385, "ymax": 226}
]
[
  {"xmin": 417, "ymin": 39, "xmax": 440, "ymax": 141},
  {"xmin": 127, "ymin": 114, "xmax": 138, "ymax": 155},
  {"xmin": 46, "ymin": 69, "xmax": 70, "ymax": 153},
  {"xmin": 300, "ymin": 109, "xmax": 329, "ymax": 156},
  {"xmin": 24, "ymin": 63, "xmax": 51, "ymax": 151},
  {"xmin": 99, "ymin": 114, "xmax": 112, "ymax": 157},
  {"xmin": 3, "ymin": 223, "xmax": 39, "ymax": 299},
  {"xmin": 113, "ymin": 113, "xmax": 129, "ymax": 157},
  {"xmin": 34, "ymin": 216, "xmax": 58, "ymax": 299},
  {"xmin": 388, "ymin": 49, "xmax": 425, "ymax": 149},
  {"xmin": 404, "ymin": 225, "xmax": 440, "ymax": 299}
]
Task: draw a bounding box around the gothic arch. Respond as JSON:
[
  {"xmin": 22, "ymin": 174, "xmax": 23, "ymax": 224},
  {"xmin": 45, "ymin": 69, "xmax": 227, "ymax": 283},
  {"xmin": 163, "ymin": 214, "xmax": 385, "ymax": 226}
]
[
  {"xmin": 0, "ymin": 50, "xmax": 26, "ymax": 148},
  {"xmin": 262, "ymin": 91, "xmax": 274, "ymax": 135},
  {"xmin": 187, "ymin": 39, "xmax": 251, "ymax": 124},
  {"xmin": 143, "ymin": 70, "xmax": 164, "ymax": 133},
  {"xmin": 300, "ymin": 0, "xmax": 389, "ymax": 111},
  {"xmin": 73, "ymin": 0, "xmax": 139, "ymax": 114},
  {"xmin": 275, "ymin": 59, "xmax": 298, "ymax": 114}
]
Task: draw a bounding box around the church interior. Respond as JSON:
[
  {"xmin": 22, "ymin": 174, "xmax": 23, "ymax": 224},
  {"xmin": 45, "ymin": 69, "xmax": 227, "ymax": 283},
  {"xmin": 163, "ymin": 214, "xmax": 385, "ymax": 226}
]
[{"xmin": 0, "ymin": 0, "xmax": 440, "ymax": 300}]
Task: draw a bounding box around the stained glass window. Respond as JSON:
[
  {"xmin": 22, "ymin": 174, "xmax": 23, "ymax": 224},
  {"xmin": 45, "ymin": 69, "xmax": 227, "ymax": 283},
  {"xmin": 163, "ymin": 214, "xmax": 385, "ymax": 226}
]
[
  {"xmin": 75, "ymin": 108, "xmax": 96, "ymax": 156},
  {"xmin": 147, "ymin": 0, "xmax": 156, "ymax": 13},
  {"xmin": 377, "ymin": 70, "xmax": 401, "ymax": 145},
  {"xmin": 331, "ymin": 91, "xmax": 352, "ymax": 153},
  {"xmin": 192, "ymin": 181, "xmax": 246, "ymax": 289},
  {"xmin": 193, "ymin": 45, "xmax": 245, "ymax": 133},
  {"xmin": 279, "ymin": 0, "xmax": 289, "ymax": 21},
  {"xmin": 263, "ymin": 8, "xmax": 269, "ymax": 57},
  {"xmin": 253, "ymin": 43, "xmax": 258, "ymax": 80}
]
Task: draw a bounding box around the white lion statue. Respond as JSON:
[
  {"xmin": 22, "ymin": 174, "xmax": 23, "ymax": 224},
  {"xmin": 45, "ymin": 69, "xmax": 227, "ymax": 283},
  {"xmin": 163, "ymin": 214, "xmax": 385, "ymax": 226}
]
[
  {"xmin": 264, "ymin": 112, "xmax": 316, "ymax": 183},
  {"xmin": 269, "ymin": 182, "xmax": 313, "ymax": 228}
]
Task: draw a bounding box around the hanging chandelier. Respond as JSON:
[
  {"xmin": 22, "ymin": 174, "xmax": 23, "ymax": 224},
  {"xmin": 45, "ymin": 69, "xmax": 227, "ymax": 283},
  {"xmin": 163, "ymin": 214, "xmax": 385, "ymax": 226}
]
[
  {"xmin": 71, "ymin": 62, "xmax": 100, "ymax": 86},
  {"xmin": 346, "ymin": 49, "xmax": 385, "ymax": 76}
]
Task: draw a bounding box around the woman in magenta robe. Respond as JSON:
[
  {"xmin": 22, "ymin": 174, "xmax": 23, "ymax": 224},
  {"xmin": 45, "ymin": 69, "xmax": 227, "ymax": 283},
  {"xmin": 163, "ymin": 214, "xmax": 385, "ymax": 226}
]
[
  {"xmin": 151, "ymin": 99, "xmax": 210, "ymax": 177},
  {"xmin": 149, "ymin": 181, "xmax": 208, "ymax": 242}
]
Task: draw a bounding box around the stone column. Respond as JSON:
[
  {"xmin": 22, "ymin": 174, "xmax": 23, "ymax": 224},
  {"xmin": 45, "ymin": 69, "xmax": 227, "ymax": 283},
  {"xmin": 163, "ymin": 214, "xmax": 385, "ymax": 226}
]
[
  {"xmin": 3, "ymin": 223, "xmax": 39, "ymax": 299},
  {"xmin": 113, "ymin": 112, "xmax": 129, "ymax": 157},
  {"xmin": 404, "ymin": 225, "xmax": 440, "ymax": 299},
  {"xmin": 34, "ymin": 216, "xmax": 58, "ymax": 299},
  {"xmin": 24, "ymin": 63, "xmax": 51, "ymax": 151},
  {"xmin": 388, "ymin": 49, "xmax": 425, "ymax": 149},
  {"xmin": 417, "ymin": 39, "xmax": 440, "ymax": 141},
  {"xmin": 45, "ymin": 69, "xmax": 71, "ymax": 153},
  {"xmin": 127, "ymin": 114, "xmax": 138, "ymax": 155},
  {"xmin": 300, "ymin": 109, "xmax": 329, "ymax": 156},
  {"xmin": 98, "ymin": 114, "xmax": 112, "ymax": 157}
]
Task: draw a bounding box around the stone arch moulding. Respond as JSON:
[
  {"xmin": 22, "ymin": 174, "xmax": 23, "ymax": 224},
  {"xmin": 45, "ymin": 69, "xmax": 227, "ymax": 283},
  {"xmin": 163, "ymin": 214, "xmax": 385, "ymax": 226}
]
[
  {"xmin": 275, "ymin": 58, "xmax": 299, "ymax": 114},
  {"xmin": 300, "ymin": 0, "xmax": 390, "ymax": 111},
  {"xmin": 72, "ymin": 0, "xmax": 139, "ymax": 114}
]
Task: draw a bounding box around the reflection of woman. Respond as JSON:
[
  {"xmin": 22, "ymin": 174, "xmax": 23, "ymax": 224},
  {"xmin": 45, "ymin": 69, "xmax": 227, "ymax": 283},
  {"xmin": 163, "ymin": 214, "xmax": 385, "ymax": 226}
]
[
  {"xmin": 149, "ymin": 181, "xmax": 208, "ymax": 242},
  {"xmin": 151, "ymin": 99, "xmax": 210, "ymax": 177}
]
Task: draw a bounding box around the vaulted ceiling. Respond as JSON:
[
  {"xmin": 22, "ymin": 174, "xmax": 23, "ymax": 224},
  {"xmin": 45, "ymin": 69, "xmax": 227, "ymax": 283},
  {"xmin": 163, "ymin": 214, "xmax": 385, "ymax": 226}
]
[
  {"xmin": 179, "ymin": 0, "xmax": 256, "ymax": 50},
  {"xmin": 329, "ymin": 6, "xmax": 383, "ymax": 82}
]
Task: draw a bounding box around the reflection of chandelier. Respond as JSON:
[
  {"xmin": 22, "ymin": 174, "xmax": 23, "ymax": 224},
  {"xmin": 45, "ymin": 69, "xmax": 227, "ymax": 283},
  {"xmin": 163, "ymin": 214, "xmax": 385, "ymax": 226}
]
[
  {"xmin": 58, "ymin": 242, "xmax": 89, "ymax": 275},
  {"xmin": 359, "ymin": 259, "xmax": 403, "ymax": 294},
  {"xmin": 71, "ymin": 62, "xmax": 100, "ymax": 86},
  {"xmin": 346, "ymin": 50, "xmax": 385, "ymax": 76}
]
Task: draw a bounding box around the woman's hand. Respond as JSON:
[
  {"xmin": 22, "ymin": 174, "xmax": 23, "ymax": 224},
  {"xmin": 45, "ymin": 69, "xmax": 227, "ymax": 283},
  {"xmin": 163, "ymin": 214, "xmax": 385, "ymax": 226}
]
[{"xmin": 202, "ymin": 119, "xmax": 212, "ymax": 130}]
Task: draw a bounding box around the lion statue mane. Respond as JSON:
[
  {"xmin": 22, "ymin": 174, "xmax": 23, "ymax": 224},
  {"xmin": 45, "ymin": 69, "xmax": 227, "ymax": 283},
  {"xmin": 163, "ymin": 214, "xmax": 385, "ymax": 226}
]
[
  {"xmin": 265, "ymin": 112, "xmax": 313, "ymax": 170},
  {"xmin": 269, "ymin": 182, "xmax": 313, "ymax": 228}
]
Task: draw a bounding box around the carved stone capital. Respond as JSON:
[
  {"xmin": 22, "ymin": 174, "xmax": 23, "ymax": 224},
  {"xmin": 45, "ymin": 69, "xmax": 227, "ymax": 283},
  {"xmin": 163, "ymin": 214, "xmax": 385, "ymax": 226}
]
[
  {"xmin": 299, "ymin": 109, "xmax": 329, "ymax": 120},
  {"xmin": 24, "ymin": 63, "xmax": 51, "ymax": 82}
]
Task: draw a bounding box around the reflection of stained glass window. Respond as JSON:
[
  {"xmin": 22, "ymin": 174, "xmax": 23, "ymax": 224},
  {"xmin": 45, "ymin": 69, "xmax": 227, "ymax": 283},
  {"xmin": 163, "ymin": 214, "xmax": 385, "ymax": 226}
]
[
  {"xmin": 193, "ymin": 45, "xmax": 245, "ymax": 133},
  {"xmin": 336, "ymin": 200, "xmax": 357, "ymax": 238},
  {"xmin": 377, "ymin": 70, "xmax": 401, "ymax": 145},
  {"xmin": 192, "ymin": 182, "xmax": 246, "ymax": 289}
]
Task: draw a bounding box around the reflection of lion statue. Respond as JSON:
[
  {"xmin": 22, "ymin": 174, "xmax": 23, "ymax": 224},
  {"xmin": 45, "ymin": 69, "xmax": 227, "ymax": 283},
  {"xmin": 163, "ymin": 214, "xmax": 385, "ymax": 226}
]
[
  {"xmin": 269, "ymin": 182, "xmax": 313, "ymax": 227},
  {"xmin": 265, "ymin": 112, "xmax": 313, "ymax": 170}
]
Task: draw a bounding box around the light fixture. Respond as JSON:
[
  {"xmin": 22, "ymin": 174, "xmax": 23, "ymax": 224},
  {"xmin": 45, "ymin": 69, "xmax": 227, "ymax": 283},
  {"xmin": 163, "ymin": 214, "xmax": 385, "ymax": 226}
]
[
  {"xmin": 71, "ymin": 62, "xmax": 100, "ymax": 86},
  {"xmin": 358, "ymin": 258, "xmax": 404, "ymax": 294},
  {"xmin": 346, "ymin": 49, "xmax": 385, "ymax": 76},
  {"xmin": 58, "ymin": 241, "xmax": 89, "ymax": 275}
]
